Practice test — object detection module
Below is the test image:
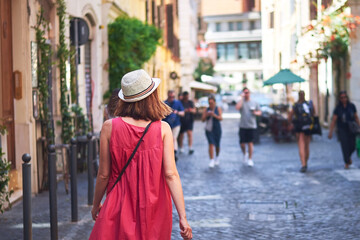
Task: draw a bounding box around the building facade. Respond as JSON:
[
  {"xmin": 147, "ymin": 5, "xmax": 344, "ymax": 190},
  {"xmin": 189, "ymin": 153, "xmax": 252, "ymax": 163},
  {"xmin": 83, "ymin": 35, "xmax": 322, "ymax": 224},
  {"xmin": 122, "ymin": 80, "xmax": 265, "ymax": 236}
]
[
  {"xmin": 0, "ymin": 0, "xmax": 181, "ymax": 202},
  {"xmin": 262, "ymin": 0, "xmax": 360, "ymax": 125},
  {"xmin": 201, "ymin": 0, "xmax": 262, "ymax": 91},
  {"xmin": 144, "ymin": 0, "xmax": 182, "ymax": 99},
  {"xmin": 178, "ymin": 0, "xmax": 200, "ymax": 94}
]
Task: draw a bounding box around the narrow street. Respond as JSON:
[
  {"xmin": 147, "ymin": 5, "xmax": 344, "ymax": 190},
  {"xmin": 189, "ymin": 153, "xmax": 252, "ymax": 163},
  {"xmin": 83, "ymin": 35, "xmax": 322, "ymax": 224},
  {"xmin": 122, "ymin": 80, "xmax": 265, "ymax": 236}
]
[
  {"xmin": 1, "ymin": 107, "xmax": 360, "ymax": 239},
  {"xmin": 171, "ymin": 106, "xmax": 360, "ymax": 239}
]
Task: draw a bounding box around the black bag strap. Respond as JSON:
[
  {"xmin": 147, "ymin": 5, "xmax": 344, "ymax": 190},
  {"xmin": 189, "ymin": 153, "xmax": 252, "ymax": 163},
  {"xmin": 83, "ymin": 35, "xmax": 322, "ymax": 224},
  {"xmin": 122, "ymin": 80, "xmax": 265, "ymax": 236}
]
[{"xmin": 109, "ymin": 121, "xmax": 153, "ymax": 193}]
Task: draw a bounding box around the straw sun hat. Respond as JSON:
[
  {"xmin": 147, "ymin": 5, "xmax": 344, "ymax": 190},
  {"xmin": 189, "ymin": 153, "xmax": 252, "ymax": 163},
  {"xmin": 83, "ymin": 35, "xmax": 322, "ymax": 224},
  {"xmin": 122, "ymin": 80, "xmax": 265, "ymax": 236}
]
[{"xmin": 118, "ymin": 69, "xmax": 161, "ymax": 102}]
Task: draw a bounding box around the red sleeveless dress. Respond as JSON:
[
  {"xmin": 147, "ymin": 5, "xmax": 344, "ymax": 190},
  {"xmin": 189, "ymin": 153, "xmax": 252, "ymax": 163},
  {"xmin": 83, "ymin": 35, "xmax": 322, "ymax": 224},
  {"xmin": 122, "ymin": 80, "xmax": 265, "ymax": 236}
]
[{"xmin": 89, "ymin": 118, "xmax": 172, "ymax": 240}]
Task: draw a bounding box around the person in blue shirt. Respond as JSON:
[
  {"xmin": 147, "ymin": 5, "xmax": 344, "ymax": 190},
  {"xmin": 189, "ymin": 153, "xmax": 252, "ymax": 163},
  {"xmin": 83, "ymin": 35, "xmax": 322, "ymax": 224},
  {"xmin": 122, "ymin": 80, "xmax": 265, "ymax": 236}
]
[{"xmin": 164, "ymin": 90, "xmax": 184, "ymax": 161}]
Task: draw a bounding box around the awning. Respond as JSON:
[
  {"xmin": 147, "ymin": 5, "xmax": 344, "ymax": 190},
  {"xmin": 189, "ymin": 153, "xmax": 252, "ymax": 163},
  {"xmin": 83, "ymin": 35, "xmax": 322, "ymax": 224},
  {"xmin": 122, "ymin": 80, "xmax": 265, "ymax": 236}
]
[
  {"xmin": 189, "ymin": 81, "xmax": 217, "ymax": 92},
  {"xmin": 201, "ymin": 75, "xmax": 239, "ymax": 85},
  {"xmin": 263, "ymin": 69, "xmax": 306, "ymax": 86}
]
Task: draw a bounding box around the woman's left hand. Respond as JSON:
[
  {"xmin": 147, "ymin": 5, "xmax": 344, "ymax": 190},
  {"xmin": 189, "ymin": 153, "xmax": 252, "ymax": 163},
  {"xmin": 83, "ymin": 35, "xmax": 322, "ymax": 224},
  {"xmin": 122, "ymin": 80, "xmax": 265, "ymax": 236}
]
[
  {"xmin": 179, "ymin": 218, "xmax": 192, "ymax": 240},
  {"xmin": 91, "ymin": 203, "xmax": 102, "ymax": 221}
]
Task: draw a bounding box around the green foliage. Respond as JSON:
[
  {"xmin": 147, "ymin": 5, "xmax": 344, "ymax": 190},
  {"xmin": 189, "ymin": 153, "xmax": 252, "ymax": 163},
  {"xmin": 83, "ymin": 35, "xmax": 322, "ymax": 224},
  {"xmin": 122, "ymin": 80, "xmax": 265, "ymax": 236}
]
[
  {"xmin": 35, "ymin": 8, "xmax": 54, "ymax": 144},
  {"xmin": 57, "ymin": 0, "xmax": 72, "ymax": 143},
  {"xmin": 0, "ymin": 125, "xmax": 12, "ymax": 213},
  {"xmin": 71, "ymin": 105, "xmax": 90, "ymax": 136},
  {"xmin": 107, "ymin": 16, "xmax": 161, "ymax": 95},
  {"xmin": 193, "ymin": 58, "xmax": 215, "ymax": 82},
  {"xmin": 69, "ymin": 47, "xmax": 77, "ymax": 104}
]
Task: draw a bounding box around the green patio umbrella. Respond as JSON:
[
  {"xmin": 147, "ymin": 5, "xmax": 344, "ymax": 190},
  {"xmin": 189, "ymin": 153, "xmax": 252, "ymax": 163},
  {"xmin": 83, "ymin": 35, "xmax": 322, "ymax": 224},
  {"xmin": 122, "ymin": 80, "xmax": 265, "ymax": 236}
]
[{"xmin": 263, "ymin": 69, "xmax": 305, "ymax": 86}]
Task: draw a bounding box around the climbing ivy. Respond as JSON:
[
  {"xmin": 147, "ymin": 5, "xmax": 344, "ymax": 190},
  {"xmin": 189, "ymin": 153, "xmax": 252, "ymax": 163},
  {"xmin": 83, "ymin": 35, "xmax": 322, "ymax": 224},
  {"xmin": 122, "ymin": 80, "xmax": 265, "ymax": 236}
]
[
  {"xmin": 57, "ymin": 0, "xmax": 73, "ymax": 143},
  {"xmin": 0, "ymin": 124, "xmax": 12, "ymax": 213},
  {"xmin": 107, "ymin": 16, "xmax": 161, "ymax": 98},
  {"xmin": 69, "ymin": 46, "xmax": 77, "ymax": 104},
  {"xmin": 34, "ymin": 8, "xmax": 54, "ymax": 144}
]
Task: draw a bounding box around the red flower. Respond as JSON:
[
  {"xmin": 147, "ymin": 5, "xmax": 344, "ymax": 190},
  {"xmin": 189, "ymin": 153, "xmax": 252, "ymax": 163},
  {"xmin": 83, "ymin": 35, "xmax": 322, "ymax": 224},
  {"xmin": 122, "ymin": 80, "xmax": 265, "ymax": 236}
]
[
  {"xmin": 346, "ymin": 72, "xmax": 351, "ymax": 79},
  {"xmin": 330, "ymin": 35, "xmax": 336, "ymax": 41}
]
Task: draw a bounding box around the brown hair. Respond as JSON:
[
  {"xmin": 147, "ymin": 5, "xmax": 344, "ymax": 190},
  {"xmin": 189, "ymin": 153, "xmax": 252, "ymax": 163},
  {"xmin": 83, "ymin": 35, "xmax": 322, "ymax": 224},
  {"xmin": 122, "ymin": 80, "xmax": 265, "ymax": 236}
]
[
  {"xmin": 114, "ymin": 88, "xmax": 172, "ymax": 121},
  {"xmin": 107, "ymin": 88, "xmax": 120, "ymax": 117}
]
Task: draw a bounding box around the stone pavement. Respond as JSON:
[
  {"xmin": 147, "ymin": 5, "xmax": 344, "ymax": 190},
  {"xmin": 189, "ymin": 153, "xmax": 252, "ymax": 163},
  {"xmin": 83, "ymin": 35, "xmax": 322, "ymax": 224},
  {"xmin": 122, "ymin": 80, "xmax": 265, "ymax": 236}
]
[{"xmin": 1, "ymin": 108, "xmax": 360, "ymax": 239}]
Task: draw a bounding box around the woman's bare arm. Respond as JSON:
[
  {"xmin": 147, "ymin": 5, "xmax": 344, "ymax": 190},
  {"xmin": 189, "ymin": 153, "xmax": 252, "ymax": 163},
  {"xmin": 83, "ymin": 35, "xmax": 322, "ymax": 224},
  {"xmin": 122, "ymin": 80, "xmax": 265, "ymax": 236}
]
[
  {"xmin": 161, "ymin": 121, "xmax": 192, "ymax": 239},
  {"xmin": 201, "ymin": 108, "xmax": 207, "ymax": 122},
  {"xmin": 328, "ymin": 114, "xmax": 338, "ymax": 139},
  {"xmin": 91, "ymin": 120, "xmax": 112, "ymax": 220}
]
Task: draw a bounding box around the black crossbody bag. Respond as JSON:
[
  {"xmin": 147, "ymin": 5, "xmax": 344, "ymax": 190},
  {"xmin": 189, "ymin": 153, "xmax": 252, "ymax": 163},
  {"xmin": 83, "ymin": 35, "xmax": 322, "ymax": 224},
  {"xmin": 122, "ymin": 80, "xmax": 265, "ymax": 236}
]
[{"xmin": 109, "ymin": 121, "xmax": 153, "ymax": 193}]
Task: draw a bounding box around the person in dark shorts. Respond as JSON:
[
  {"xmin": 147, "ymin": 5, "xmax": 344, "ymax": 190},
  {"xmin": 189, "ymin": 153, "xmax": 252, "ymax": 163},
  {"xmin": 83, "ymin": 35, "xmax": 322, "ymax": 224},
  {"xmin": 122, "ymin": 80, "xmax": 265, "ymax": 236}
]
[
  {"xmin": 178, "ymin": 91, "xmax": 196, "ymax": 154},
  {"xmin": 201, "ymin": 95, "xmax": 223, "ymax": 168},
  {"xmin": 328, "ymin": 91, "xmax": 360, "ymax": 169},
  {"xmin": 235, "ymin": 88, "xmax": 261, "ymax": 167},
  {"xmin": 288, "ymin": 90, "xmax": 315, "ymax": 173},
  {"xmin": 163, "ymin": 90, "xmax": 184, "ymax": 161}
]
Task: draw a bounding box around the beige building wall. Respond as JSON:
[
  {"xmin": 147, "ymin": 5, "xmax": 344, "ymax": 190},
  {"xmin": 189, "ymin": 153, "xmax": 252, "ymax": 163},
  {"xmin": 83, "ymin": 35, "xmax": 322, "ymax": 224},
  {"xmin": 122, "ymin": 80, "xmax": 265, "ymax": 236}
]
[
  {"xmin": 262, "ymin": 0, "xmax": 311, "ymax": 104},
  {"xmin": 144, "ymin": 0, "xmax": 181, "ymax": 100},
  {"xmin": 179, "ymin": 0, "xmax": 200, "ymax": 93},
  {"xmin": 349, "ymin": 0, "xmax": 360, "ymax": 110},
  {"xmin": 201, "ymin": 0, "xmax": 243, "ymax": 16},
  {"xmin": 67, "ymin": 0, "xmax": 104, "ymax": 132},
  {"xmin": 102, "ymin": 0, "xmax": 181, "ymax": 101},
  {"xmin": 8, "ymin": 0, "xmax": 50, "ymax": 195}
]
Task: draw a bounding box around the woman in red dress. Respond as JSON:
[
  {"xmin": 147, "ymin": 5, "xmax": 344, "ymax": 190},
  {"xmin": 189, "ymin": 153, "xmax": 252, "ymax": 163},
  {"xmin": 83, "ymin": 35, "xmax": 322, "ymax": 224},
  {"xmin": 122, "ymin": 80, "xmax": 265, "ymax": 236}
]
[{"xmin": 90, "ymin": 69, "xmax": 192, "ymax": 240}]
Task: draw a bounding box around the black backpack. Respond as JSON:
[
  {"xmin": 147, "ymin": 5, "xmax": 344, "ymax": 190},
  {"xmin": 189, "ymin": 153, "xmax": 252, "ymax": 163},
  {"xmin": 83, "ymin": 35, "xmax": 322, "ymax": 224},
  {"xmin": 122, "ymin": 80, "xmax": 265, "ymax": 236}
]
[{"xmin": 293, "ymin": 102, "xmax": 313, "ymax": 128}]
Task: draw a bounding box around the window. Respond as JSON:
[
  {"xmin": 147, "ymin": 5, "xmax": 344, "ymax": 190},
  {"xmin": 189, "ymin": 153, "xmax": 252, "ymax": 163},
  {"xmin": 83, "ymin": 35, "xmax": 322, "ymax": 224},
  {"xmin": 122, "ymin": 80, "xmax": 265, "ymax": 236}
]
[
  {"xmin": 250, "ymin": 21, "xmax": 255, "ymax": 30},
  {"xmin": 151, "ymin": 1, "xmax": 156, "ymax": 25},
  {"xmin": 237, "ymin": 21, "xmax": 243, "ymax": 30},
  {"xmin": 216, "ymin": 42, "xmax": 261, "ymax": 61},
  {"xmin": 310, "ymin": 0, "xmax": 317, "ymax": 20},
  {"xmin": 249, "ymin": 42, "xmax": 261, "ymax": 59},
  {"xmin": 228, "ymin": 22, "xmax": 234, "ymax": 31},
  {"xmin": 248, "ymin": 0, "xmax": 255, "ymax": 11},
  {"xmin": 166, "ymin": 4, "xmax": 174, "ymax": 48},
  {"xmin": 226, "ymin": 43, "xmax": 236, "ymax": 61},
  {"xmin": 243, "ymin": 0, "xmax": 255, "ymax": 12},
  {"xmin": 216, "ymin": 44, "xmax": 226, "ymax": 61},
  {"xmin": 238, "ymin": 43, "xmax": 249, "ymax": 59},
  {"xmin": 216, "ymin": 23, "xmax": 221, "ymax": 32},
  {"xmin": 269, "ymin": 12, "xmax": 274, "ymax": 28}
]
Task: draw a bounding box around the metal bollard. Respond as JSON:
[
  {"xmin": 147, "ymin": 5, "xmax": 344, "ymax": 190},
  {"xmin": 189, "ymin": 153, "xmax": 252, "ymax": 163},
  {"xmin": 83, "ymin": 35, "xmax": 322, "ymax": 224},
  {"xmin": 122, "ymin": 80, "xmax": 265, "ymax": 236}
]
[
  {"xmin": 87, "ymin": 133, "xmax": 94, "ymax": 205},
  {"xmin": 48, "ymin": 145, "xmax": 58, "ymax": 240},
  {"xmin": 70, "ymin": 138, "xmax": 78, "ymax": 222},
  {"xmin": 22, "ymin": 154, "xmax": 32, "ymax": 240}
]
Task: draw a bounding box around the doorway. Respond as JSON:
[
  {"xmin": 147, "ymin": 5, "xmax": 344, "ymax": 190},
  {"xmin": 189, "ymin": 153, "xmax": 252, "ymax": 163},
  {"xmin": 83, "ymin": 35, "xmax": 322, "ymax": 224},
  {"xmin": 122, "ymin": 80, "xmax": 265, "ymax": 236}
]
[{"xmin": 0, "ymin": 0, "xmax": 15, "ymax": 168}]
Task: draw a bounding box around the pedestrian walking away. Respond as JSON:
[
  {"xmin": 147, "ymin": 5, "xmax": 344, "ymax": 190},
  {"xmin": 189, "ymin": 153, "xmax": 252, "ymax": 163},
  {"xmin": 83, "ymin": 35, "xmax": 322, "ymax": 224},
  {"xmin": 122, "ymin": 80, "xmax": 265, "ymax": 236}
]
[
  {"xmin": 90, "ymin": 69, "xmax": 192, "ymax": 240},
  {"xmin": 236, "ymin": 87, "xmax": 261, "ymax": 167},
  {"xmin": 202, "ymin": 94, "xmax": 223, "ymax": 168},
  {"xmin": 164, "ymin": 90, "xmax": 185, "ymax": 161},
  {"xmin": 288, "ymin": 90, "xmax": 315, "ymax": 173},
  {"xmin": 328, "ymin": 90, "xmax": 360, "ymax": 169},
  {"xmin": 178, "ymin": 91, "xmax": 196, "ymax": 155}
]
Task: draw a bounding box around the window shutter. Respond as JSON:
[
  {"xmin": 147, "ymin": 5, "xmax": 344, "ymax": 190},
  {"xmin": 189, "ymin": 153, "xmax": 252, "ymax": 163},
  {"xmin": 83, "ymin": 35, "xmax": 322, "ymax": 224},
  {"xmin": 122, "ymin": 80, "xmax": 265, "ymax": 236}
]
[
  {"xmin": 151, "ymin": 1, "xmax": 156, "ymax": 25},
  {"xmin": 166, "ymin": 4, "xmax": 174, "ymax": 48}
]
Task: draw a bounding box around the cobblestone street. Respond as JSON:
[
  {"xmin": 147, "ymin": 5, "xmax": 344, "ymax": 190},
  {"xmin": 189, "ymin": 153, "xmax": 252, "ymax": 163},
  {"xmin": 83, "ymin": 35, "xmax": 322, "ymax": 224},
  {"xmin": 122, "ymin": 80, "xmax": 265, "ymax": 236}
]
[{"xmin": 1, "ymin": 108, "xmax": 360, "ymax": 239}]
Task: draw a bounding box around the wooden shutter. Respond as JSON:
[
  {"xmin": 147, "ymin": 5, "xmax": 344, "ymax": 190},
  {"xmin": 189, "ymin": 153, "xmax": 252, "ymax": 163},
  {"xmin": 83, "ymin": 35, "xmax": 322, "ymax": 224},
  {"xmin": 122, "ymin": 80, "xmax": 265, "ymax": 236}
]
[{"xmin": 166, "ymin": 4, "xmax": 173, "ymax": 48}]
